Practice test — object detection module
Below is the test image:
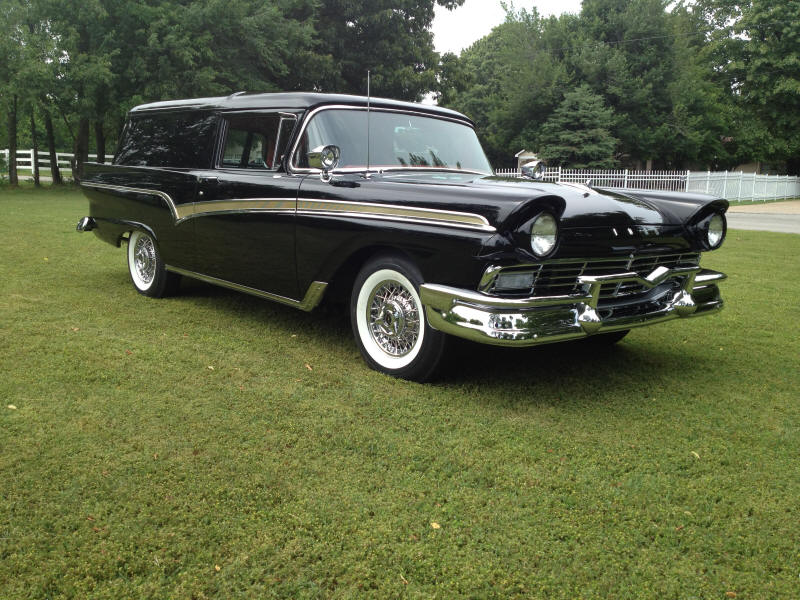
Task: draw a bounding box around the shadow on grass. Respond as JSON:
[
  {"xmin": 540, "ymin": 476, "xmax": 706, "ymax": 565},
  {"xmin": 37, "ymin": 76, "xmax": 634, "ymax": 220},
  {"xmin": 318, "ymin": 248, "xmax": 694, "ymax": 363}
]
[{"xmin": 168, "ymin": 276, "xmax": 714, "ymax": 393}]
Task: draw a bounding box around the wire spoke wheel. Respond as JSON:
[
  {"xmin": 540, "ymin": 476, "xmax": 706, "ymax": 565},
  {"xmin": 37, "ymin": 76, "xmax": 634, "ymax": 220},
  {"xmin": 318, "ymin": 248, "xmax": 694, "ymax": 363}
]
[
  {"xmin": 367, "ymin": 281, "xmax": 421, "ymax": 357},
  {"xmin": 133, "ymin": 235, "xmax": 157, "ymax": 286},
  {"xmin": 351, "ymin": 256, "xmax": 446, "ymax": 381},
  {"xmin": 126, "ymin": 230, "xmax": 180, "ymax": 297}
]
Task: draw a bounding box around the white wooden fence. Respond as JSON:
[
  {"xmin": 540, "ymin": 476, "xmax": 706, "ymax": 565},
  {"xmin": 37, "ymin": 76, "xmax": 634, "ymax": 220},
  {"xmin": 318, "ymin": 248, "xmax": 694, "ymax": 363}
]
[
  {"xmin": 1, "ymin": 148, "xmax": 109, "ymax": 177},
  {"xmin": 2, "ymin": 148, "xmax": 799, "ymax": 201},
  {"xmin": 494, "ymin": 167, "xmax": 800, "ymax": 202}
]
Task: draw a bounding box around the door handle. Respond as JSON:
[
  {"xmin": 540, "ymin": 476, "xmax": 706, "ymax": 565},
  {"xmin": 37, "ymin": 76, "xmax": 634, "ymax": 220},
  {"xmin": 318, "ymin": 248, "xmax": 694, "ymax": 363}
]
[{"xmin": 199, "ymin": 176, "xmax": 218, "ymax": 184}]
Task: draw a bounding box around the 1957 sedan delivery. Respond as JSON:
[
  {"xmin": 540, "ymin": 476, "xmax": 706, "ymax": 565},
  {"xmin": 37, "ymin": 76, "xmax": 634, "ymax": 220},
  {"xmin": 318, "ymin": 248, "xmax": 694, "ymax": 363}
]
[{"xmin": 78, "ymin": 92, "xmax": 727, "ymax": 381}]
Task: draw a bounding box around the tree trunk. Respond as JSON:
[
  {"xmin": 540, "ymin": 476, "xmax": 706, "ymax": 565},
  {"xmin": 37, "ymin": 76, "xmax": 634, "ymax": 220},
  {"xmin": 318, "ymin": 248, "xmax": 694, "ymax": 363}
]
[
  {"xmin": 73, "ymin": 117, "xmax": 90, "ymax": 183},
  {"xmin": 43, "ymin": 109, "xmax": 62, "ymax": 185},
  {"xmin": 786, "ymin": 156, "xmax": 800, "ymax": 176},
  {"xmin": 95, "ymin": 120, "xmax": 106, "ymax": 164},
  {"xmin": 30, "ymin": 107, "xmax": 40, "ymax": 187},
  {"xmin": 8, "ymin": 95, "xmax": 18, "ymax": 186}
]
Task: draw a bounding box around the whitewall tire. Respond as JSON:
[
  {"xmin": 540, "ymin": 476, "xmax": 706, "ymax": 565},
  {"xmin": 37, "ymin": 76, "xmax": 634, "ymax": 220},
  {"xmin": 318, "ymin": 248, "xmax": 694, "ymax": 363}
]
[
  {"xmin": 351, "ymin": 255, "xmax": 446, "ymax": 381},
  {"xmin": 127, "ymin": 230, "xmax": 180, "ymax": 298}
]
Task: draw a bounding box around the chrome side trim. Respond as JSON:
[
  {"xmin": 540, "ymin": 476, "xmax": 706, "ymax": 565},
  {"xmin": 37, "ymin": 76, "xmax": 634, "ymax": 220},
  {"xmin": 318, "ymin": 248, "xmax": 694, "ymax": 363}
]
[
  {"xmin": 81, "ymin": 182, "xmax": 189, "ymax": 221},
  {"xmin": 165, "ymin": 265, "xmax": 327, "ymax": 312},
  {"xmin": 296, "ymin": 198, "xmax": 495, "ymax": 232},
  {"xmin": 179, "ymin": 197, "xmax": 297, "ymax": 223},
  {"xmin": 82, "ymin": 180, "xmax": 493, "ymax": 231},
  {"xmin": 173, "ymin": 196, "xmax": 495, "ymax": 232}
]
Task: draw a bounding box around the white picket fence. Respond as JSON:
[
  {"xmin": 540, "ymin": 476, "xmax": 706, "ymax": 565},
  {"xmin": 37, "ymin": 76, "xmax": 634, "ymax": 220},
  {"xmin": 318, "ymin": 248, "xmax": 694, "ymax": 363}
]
[
  {"xmin": 1, "ymin": 148, "xmax": 109, "ymax": 177},
  {"xmin": 494, "ymin": 167, "xmax": 800, "ymax": 202},
  {"xmin": 2, "ymin": 148, "xmax": 798, "ymax": 201}
]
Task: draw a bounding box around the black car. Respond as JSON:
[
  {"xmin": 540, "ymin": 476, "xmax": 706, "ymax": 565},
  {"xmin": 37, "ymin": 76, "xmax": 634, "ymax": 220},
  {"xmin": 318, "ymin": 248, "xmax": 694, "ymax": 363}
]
[{"xmin": 78, "ymin": 92, "xmax": 727, "ymax": 381}]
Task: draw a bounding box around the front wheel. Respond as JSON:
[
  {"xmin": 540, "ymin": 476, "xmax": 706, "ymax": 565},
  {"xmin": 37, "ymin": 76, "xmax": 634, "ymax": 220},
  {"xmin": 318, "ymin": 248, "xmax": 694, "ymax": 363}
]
[
  {"xmin": 127, "ymin": 230, "xmax": 180, "ymax": 298},
  {"xmin": 351, "ymin": 255, "xmax": 446, "ymax": 382}
]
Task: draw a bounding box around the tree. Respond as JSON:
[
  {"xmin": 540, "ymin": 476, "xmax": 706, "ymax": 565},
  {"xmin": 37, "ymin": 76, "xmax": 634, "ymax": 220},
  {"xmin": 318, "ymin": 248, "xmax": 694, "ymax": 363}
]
[
  {"xmin": 574, "ymin": 0, "xmax": 677, "ymax": 167},
  {"xmin": 0, "ymin": 0, "xmax": 24, "ymax": 185},
  {"xmin": 438, "ymin": 7, "xmax": 571, "ymax": 166},
  {"xmin": 730, "ymin": 1, "xmax": 800, "ymax": 172},
  {"xmin": 537, "ymin": 85, "xmax": 618, "ymax": 168},
  {"xmin": 311, "ymin": 0, "xmax": 464, "ymax": 101}
]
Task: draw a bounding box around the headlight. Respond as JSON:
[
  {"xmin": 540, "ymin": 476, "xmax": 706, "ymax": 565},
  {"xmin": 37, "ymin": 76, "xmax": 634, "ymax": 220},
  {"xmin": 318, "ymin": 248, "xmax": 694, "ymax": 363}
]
[
  {"xmin": 530, "ymin": 212, "xmax": 558, "ymax": 256},
  {"xmin": 707, "ymin": 213, "xmax": 725, "ymax": 248}
]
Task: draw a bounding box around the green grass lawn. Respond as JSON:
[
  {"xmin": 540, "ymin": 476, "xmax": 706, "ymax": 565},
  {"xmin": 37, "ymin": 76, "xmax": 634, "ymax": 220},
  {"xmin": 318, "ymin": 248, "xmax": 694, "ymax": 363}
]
[{"xmin": 1, "ymin": 186, "xmax": 798, "ymax": 599}]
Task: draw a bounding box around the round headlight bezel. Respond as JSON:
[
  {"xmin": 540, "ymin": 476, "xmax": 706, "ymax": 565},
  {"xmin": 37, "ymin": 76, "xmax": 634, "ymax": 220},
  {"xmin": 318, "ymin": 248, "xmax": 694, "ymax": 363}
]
[
  {"xmin": 707, "ymin": 213, "xmax": 725, "ymax": 249},
  {"xmin": 530, "ymin": 212, "xmax": 558, "ymax": 257}
]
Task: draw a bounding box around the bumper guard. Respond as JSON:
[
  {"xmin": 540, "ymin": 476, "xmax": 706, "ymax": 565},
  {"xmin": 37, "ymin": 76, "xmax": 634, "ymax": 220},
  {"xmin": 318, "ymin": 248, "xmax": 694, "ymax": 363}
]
[{"xmin": 420, "ymin": 266, "xmax": 726, "ymax": 346}]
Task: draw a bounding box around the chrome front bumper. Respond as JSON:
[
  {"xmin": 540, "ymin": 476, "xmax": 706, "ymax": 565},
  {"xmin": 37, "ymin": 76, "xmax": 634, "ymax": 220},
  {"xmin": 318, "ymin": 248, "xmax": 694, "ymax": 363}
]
[{"xmin": 420, "ymin": 266, "xmax": 726, "ymax": 346}]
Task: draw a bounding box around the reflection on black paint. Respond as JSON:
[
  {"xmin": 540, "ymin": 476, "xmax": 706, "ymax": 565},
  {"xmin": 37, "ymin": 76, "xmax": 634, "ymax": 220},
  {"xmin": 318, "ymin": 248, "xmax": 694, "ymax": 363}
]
[{"xmin": 115, "ymin": 112, "xmax": 217, "ymax": 168}]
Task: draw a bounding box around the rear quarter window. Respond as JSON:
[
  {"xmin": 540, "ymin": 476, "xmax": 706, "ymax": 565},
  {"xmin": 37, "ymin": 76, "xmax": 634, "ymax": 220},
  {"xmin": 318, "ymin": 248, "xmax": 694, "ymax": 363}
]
[{"xmin": 115, "ymin": 112, "xmax": 217, "ymax": 168}]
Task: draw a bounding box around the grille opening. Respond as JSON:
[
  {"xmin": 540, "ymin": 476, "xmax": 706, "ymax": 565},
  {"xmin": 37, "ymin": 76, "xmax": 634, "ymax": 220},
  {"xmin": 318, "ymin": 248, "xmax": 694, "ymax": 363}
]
[{"xmin": 486, "ymin": 253, "xmax": 700, "ymax": 301}]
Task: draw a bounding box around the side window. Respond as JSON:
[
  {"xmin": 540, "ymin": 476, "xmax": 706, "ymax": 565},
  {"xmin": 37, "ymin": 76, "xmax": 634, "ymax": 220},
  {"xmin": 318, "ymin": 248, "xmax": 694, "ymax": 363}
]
[
  {"xmin": 115, "ymin": 112, "xmax": 217, "ymax": 168},
  {"xmin": 220, "ymin": 114, "xmax": 281, "ymax": 170}
]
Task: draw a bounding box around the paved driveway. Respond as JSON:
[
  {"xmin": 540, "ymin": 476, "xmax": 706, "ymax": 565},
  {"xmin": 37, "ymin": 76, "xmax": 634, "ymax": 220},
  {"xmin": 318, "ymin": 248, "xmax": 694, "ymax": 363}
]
[{"xmin": 727, "ymin": 200, "xmax": 800, "ymax": 234}]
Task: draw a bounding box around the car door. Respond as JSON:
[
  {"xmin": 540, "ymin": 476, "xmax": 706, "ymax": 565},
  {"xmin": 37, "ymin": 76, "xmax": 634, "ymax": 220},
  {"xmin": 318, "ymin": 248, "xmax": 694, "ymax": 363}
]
[{"xmin": 191, "ymin": 111, "xmax": 302, "ymax": 300}]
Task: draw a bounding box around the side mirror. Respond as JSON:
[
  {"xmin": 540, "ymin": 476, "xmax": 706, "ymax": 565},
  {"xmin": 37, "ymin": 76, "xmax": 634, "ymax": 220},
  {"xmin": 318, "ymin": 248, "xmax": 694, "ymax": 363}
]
[{"xmin": 307, "ymin": 145, "xmax": 341, "ymax": 181}]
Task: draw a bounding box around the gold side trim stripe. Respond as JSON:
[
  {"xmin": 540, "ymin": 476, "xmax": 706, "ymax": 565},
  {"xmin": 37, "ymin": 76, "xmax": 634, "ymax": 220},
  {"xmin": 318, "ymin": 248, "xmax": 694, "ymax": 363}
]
[
  {"xmin": 179, "ymin": 198, "xmax": 296, "ymax": 223},
  {"xmin": 296, "ymin": 198, "xmax": 494, "ymax": 231},
  {"xmin": 165, "ymin": 265, "xmax": 328, "ymax": 312},
  {"xmin": 82, "ymin": 182, "xmax": 495, "ymax": 232}
]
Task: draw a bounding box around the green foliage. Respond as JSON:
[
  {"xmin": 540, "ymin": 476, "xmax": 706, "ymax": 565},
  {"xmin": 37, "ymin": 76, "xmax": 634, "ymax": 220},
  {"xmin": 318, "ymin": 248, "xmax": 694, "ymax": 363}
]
[
  {"xmin": 1, "ymin": 0, "xmax": 463, "ymax": 155},
  {"xmin": 700, "ymin": 0, "xmax": 800, "ymax": 172},
  {"xmin": 440, "ymin": 0, "xmax": 799, "ymax": 171},
  {"xmin": 310, "ymin": 0, "xmax": 464, "ymax": 100},
  {"xmin": 2, "ymin": 187, "xmax": 800, "ymax": 597},
  {"xmin": 438, "ymin": 7, "xmax": 572, "ymax": 165},
  {"xmin": 2, "ymin": 0, "xmax": 797, "ymax": 171},
  {"xmin": 537, "ymin": 85, "xmax": 618, "ymax": 168}
]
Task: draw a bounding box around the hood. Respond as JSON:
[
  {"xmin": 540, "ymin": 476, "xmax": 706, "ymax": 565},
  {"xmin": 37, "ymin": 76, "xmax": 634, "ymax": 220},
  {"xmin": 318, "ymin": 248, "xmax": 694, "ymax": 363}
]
[{"xmin": 372, "ymin": 172, "xmax": 682, "ymax": 231}]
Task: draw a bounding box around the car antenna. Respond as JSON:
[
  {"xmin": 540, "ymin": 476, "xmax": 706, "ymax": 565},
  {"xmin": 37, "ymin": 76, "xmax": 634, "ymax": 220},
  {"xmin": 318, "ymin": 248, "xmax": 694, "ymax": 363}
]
[{"xmin": 365, "ymin": 70, "xmax": 371, "ymax": 179}]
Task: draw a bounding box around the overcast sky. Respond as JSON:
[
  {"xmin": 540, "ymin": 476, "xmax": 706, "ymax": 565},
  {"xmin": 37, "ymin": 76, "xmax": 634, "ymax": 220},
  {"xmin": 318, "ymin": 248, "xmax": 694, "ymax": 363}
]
[{"xmin": 432, "ymin": 0, "xmax": 584, "ymax": 55}]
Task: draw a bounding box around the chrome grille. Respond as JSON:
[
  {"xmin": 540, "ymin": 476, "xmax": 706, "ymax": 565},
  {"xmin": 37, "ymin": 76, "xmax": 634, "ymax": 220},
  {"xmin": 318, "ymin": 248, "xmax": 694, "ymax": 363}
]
[{"xmin": 488, "ymin": 253, "xmax": 701, "ymax": 300}]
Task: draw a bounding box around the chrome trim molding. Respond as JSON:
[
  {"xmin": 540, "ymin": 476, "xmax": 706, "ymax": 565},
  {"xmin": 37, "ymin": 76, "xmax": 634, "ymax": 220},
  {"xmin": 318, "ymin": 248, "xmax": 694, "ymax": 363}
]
[
  {"xmin": 165, "ymin": 265, "xmax": 327, "ymax": 312},
  {"xmin": 81, "ymin": 181, "xmax": 493, "ymax": 232},
  {"xmin": 420, "ymin": 266, "xmax": 726, "ymax": 347},
  {"xmin": 478, "ymin": 252, "xmax": 702, "ymax": 298},
  {"xmin": 296, "ymin": 198, "xmax": 495, "ymax": 232},
  {"xmin": 181, "ymin": 197, "xmax": 297, "ymax": 223},
  {"xmin": 81, "ymin": 182, "xmax": 189, "ymax": 221}
]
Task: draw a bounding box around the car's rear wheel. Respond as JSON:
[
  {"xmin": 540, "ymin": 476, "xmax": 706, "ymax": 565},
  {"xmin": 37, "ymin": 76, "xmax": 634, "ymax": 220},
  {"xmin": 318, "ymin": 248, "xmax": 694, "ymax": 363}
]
[
  {"xmin": 351, "ymin": 255, "xmax": 446, "ymax": 381},
  {"xmin": 127, "ymin": 230, "xmax": 180, "ymax": 297}
]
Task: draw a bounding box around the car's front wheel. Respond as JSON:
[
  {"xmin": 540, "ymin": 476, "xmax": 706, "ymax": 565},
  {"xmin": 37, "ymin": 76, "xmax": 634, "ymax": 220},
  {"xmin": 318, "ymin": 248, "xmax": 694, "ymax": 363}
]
[
  {"xmin": 351, "ymin": 255, "xmax": 446, "ymax": 381},
  {"xmin": 127, "ymin": 230, "xmax": 180, "ymax": 297}
]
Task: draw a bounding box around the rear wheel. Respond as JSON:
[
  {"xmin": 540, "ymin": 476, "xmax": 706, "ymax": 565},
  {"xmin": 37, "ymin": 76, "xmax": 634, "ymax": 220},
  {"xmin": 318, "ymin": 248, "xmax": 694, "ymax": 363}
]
[
  {"xmin": 127, "ymin": 230, "xmax": 180, "ymax": 297},
  {"xmin": 351, "ymin": 255, "xmax": 446, "ymax": 381}
]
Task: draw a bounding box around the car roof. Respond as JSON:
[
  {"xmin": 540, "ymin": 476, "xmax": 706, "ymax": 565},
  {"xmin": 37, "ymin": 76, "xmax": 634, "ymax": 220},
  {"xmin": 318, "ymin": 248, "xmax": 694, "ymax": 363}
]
[{"xmin": 128, "ymin": 92, "xmax": 472, "ymax": 125}]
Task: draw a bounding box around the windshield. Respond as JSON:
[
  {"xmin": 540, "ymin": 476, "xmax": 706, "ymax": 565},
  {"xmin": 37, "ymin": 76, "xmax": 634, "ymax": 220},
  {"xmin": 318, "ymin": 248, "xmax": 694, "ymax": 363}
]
[{"xmin": 293, "ymin": 108, "xmax": 492, "ymax": 174}]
